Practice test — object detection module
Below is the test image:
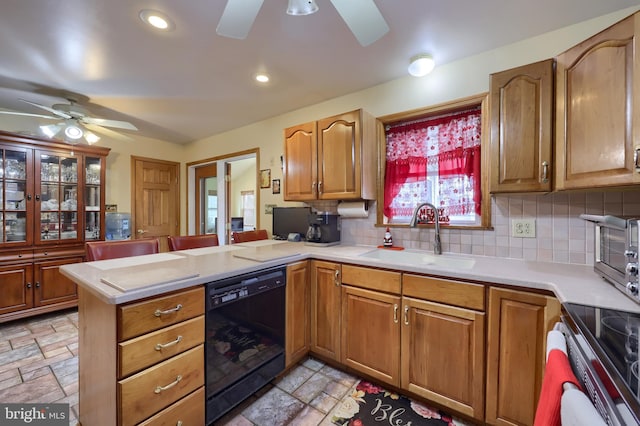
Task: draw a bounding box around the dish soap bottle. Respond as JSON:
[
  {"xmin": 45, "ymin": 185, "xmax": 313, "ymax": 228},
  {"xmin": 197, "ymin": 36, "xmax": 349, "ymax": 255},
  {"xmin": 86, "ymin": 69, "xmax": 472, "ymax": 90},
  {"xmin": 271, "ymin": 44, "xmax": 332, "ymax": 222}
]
[{"xmin": 383, "ymin": 227, "xmax": 393, "ymax": 247}]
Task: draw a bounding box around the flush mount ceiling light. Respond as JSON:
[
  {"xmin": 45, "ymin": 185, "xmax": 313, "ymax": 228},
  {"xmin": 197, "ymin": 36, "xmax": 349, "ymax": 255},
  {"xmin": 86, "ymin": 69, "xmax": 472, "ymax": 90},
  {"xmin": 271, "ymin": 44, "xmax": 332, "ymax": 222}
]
[
  {"xmin": 286, "ymin": 0, "xmax": 319, "ymax": 16},
  {"xmin": 408, "ymin": 54, "xmax": 435, "ymax": 77},
  {"xmin": 139, "ymin": 9, "xmax": 175, "ymax": 31}
]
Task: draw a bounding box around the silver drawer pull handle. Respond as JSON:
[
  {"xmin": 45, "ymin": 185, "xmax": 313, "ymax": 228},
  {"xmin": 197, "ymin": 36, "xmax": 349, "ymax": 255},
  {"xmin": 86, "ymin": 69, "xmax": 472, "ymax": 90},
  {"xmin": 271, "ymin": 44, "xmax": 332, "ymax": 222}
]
[
  {"xmin": 154, "ymin": 375, "xmax": 182, "ymax": 394},
  {"xmin": 154, "ymin": 304, "xmax": 183, "ymax": 317},
  {"xmin": 155, "ymin": 335, "xmax": 182, "ymax": 351},
  {"xmin": 393, "ymin": 304, "xmax": 398, "ymax": 323},
  {"xmin": 404, "ymin": 305, "xmax": 409, "ymax": 325},
  {"xmin": 177, "ymin": 422, "xmax": 183, "ymax": 426}
]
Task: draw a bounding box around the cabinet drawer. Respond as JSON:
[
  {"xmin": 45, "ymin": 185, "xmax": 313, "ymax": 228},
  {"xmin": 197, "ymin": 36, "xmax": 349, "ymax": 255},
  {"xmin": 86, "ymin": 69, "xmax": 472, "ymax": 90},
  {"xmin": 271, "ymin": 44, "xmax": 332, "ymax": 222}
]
[
  {"xmin": 137, "ymin": 386, "xmax": 205, "ymax": 426},
  {"xmin": 118, "ymin": 286, "xmax": 204, "ymax": 341},
  {"xmin": 118, "ymin": 316, "xmax": 204, "ymax": 378},
  {"xmin": 402, "ymin": 274, "xmax": 485, "ymax": 311},
  {"xmin": 118, "ymin": 344, "xmax": 204, "ymax": 426},
  {"xmin": 0, "ymin": 251, "xmax": 34, "ymax": 263},
  {"xmin": 342, "ymin": 264, "xmax": 401, "ymax": 294}
]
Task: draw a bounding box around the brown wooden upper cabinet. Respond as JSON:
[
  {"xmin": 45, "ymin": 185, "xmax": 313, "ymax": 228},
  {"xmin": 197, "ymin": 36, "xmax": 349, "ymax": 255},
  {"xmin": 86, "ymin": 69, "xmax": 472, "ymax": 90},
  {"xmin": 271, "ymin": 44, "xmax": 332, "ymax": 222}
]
[
  {"xmin": 489, "ymin": 59, "xmax": 554, "ymax": 193},
  {"xmin": 283, "ymin": 109, "xmax": 377, "ymax": 201},
  {"xmin": 556, "ymin": 12, "xmax": 640, "ymax": 190}
]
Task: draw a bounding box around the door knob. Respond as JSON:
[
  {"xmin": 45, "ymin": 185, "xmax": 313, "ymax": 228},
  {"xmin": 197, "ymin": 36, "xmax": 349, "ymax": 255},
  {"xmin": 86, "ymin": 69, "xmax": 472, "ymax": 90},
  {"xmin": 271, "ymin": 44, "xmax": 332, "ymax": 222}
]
[{"xmin": 137, "ymin": 229, "xmax": 147, "ymax": 234}]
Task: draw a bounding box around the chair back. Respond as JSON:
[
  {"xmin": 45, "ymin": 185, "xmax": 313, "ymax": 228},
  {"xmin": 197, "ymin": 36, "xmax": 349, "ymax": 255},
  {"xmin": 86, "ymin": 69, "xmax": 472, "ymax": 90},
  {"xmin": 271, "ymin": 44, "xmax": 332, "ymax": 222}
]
[
  {"xmin": 231, "ymin": 229, "xmax": 268, "ymax": 243},
  {"xmin": 85, "ymin": 238, "xmax": 160, "ymax": 261},
  {"xmin": 168, "ymin": 234, "xmax": 219, "ymax": 251}
]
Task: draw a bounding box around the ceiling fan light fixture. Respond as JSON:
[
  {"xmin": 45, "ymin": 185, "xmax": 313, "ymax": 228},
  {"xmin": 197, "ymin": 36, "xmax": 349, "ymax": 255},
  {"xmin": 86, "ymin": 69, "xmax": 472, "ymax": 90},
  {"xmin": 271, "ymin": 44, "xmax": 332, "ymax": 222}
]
[
  {"xmin": 64, "ymin": 123, "xmax": 83, "ymax": 140},
  {"xmin": 139, "ymin": 9, "xmax": 175, "ymax": 31},
  {"xmin": 84, "ymin": 131, "xmax": 100, "ymax": 145},
  {"xmin": 40, "ymin": 124, "xmax": 62, "ymax": 138},
  {"xmin": 408, "ymin": 54, "xmax": 435, "ymax": 77},
  {"xmin": 286, "ymin": 0, "xmax": 319, "ymax": 16}
]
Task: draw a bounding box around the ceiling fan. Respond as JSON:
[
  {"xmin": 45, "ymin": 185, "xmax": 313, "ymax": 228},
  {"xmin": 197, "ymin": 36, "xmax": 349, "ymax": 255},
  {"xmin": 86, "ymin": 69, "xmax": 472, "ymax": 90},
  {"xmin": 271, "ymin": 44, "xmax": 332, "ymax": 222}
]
[
  {"xmin": 0, "ymin": 98, "xmax": 138, "ymax": 145},
  {"xmin": 216, "ymin": 0, "xmax": 390, "ymax": 47}
]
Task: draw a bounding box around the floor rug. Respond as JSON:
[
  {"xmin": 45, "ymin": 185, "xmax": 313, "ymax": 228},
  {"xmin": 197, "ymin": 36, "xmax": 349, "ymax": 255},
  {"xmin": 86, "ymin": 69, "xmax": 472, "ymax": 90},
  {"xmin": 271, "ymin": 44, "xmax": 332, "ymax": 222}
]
[{"xmin": 331, "ymin": 380, "xmax": 461, "ymax": 426}]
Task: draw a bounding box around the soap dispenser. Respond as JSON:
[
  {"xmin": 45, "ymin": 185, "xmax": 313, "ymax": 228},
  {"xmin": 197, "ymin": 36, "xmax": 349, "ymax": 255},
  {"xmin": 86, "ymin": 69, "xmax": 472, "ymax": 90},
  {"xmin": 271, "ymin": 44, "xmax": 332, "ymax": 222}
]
[{"xmin": 383, "ymin": 227, "xmax": 393, "ymax": 247}]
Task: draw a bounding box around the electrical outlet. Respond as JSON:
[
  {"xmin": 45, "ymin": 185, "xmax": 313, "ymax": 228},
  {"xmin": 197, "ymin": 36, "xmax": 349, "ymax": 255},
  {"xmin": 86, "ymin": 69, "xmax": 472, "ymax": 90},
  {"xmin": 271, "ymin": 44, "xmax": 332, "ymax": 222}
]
[{"xmin": 511, "ymin": 219, "xmax": 536, "ymax": 238}]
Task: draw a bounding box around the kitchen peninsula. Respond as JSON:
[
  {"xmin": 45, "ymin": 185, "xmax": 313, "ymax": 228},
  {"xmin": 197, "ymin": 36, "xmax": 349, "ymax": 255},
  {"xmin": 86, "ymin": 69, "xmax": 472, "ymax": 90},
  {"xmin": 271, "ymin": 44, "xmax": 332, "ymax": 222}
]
[{"xmin": 60, "ymin": 240, "xmax": 639, "ymax": 425}]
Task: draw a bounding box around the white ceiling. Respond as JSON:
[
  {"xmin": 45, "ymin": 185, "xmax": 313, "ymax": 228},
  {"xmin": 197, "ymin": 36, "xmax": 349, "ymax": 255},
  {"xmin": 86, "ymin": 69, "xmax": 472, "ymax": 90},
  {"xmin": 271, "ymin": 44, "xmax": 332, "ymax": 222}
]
[{"xmin": 0, "ymin": 0, "xmax": 638, "ymax": 145}]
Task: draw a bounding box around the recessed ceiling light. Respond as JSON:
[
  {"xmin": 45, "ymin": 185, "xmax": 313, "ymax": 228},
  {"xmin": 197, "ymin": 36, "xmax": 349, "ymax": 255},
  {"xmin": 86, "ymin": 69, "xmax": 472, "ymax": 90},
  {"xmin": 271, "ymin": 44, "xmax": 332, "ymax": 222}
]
[
  {"xmin": 255, "ymin": 74, "xmax": 270, "ymax": 83},
  {"xmin": 139, "ymin": 9, "xmax": 175, "ymax": 31}
]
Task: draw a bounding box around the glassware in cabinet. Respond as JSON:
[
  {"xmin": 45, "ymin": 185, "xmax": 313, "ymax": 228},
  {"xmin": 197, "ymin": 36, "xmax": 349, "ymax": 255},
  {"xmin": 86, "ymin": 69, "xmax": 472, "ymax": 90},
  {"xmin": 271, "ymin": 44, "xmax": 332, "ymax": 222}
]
[
  {"xmin": 84, "ymin": 156, "xmax": 102, "ymax": 241},
  {"xmin": 1, "ymin": 148, "xmax": 28, "ymax": 243}
]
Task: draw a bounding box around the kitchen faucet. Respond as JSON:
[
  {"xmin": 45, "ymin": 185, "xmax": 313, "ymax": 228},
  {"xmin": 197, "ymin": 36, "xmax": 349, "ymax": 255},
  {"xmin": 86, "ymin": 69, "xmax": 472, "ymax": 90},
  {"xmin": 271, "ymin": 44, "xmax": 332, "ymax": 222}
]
[{"xmin": 409, "ymin": 202, "xmax": 442, "ymax": 255}]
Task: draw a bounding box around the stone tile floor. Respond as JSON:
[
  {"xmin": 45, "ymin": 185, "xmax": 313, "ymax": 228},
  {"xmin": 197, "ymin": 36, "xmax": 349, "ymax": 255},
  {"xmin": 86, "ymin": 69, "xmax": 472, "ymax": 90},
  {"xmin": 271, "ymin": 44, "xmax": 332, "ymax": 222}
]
[{"xmin": 0, "ymin": 308, "xmax": 473, "ymax": 426}]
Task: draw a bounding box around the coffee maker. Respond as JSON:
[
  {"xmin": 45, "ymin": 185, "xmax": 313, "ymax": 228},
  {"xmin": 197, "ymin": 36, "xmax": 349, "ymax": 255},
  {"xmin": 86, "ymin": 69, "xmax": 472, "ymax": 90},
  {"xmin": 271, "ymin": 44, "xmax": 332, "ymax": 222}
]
[{"xmin": 306, "ymin": 212, "xmax": 341, "ymax": 245}]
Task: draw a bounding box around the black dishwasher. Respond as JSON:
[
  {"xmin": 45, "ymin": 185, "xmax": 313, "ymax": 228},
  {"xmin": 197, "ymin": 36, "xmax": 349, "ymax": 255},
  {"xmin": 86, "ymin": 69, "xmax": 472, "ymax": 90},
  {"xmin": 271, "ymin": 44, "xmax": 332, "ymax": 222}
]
[{"xmin": 205, "ymin": 266, "xmax": 286, "ymax": 424}]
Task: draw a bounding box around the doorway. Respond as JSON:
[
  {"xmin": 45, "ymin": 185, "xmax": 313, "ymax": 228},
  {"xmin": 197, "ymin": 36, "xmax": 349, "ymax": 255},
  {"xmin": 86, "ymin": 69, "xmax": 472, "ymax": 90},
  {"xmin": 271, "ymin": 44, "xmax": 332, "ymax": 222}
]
[
  {"xmin": 195, "ymin": 163, "xmax": 217, "ymax": 235},
  {"xmin": 187, "ymin": 149, "xmax": 258, "ymax": 245}
]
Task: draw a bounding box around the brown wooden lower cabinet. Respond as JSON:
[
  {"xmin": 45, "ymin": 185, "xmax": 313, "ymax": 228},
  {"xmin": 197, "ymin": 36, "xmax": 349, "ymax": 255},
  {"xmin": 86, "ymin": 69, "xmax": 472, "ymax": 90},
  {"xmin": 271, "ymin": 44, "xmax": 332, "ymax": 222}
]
[
  {"xmin": 78, "ymin": 286, "xmax": 205, "ymax": 426},
  {"xmin": 310, "ymin": 260, "xmax": 342, "ymax": 361},
  {"xmin": 341, "ymin": 285, "xmax": 401, "ymax": 386},
  {"xmin": 286, "ymin": 260, "xmax": 310, "ymax": 368},
  {"xmin": 401, "ymin": 297, "xmax": 485, "ymax": 421},
  {"xmin": 0, "ymin": 250, "xmax": 82, "ymax": 322},
  {"xmin": 485, "ymin": 286, "xmax": 561, "ymax": 426}
]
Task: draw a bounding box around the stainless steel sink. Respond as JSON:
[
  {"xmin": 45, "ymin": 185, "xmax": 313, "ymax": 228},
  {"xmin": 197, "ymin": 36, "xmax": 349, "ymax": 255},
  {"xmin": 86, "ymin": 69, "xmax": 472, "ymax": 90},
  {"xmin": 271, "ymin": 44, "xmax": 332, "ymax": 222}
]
[{"xmin": 358, "ymin": 248, "xmax": 475, "ymax": 269}]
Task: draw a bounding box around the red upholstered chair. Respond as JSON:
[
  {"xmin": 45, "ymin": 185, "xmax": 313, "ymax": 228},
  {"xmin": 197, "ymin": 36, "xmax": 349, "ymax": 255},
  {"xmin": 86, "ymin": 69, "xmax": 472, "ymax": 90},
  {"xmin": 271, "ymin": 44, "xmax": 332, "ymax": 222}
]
[
  {"xmin": 231, "ymin": 229, "xmax": 269, "ymax": 243},
  {"xmin": 85, "ymin": 238, "xmax": 160, "ymax": 261},
  {"xmin": 167, "ymin": 234, "xmax": 219, "ymax": 251}
]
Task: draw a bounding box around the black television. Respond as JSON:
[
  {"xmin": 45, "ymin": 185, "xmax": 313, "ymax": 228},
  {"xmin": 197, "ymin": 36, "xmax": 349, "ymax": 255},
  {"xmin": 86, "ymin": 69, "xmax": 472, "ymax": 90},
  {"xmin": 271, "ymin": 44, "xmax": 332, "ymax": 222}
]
[
  {"xmin": 272, "ymin": 206, "xmax": 311, "ymax": 240},
  {"xmin": 230, "ymin": 217, "xmax": 244, "ymax": 232}
]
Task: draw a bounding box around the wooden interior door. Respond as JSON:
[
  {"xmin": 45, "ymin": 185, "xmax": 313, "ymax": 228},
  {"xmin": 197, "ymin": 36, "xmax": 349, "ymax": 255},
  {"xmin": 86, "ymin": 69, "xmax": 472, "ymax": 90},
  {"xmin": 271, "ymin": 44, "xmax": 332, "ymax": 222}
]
[
  {"xmin": 194, "ymin": 163, "xmax": 217, "ymax": 235},
  {"xmin": 132, "ymin": 157, "xmax": 180, "ymax": 252}
]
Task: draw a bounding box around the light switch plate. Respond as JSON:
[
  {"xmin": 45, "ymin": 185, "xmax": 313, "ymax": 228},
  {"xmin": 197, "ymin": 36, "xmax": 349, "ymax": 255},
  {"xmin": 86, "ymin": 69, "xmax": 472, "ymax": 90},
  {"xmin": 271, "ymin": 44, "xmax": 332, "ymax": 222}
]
[{"xmin": 512, "ymin": 219, "xmax": 536, "ymax": 238}]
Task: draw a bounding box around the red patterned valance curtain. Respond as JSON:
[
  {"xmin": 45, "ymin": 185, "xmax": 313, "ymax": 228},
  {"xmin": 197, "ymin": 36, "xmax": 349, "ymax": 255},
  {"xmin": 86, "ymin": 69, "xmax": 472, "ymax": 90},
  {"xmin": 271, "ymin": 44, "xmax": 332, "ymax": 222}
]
[{"xmin": 384, "ymin": 107, "xmax": 482, "ymax": 220}]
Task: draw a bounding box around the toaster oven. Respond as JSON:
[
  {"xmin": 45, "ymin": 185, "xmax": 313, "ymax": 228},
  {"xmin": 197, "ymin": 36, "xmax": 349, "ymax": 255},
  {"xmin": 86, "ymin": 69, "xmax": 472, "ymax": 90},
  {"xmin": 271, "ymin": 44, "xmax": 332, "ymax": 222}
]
[{"xmin": 581, "ymin": 214, "xmax": 640, "ymax": 304}]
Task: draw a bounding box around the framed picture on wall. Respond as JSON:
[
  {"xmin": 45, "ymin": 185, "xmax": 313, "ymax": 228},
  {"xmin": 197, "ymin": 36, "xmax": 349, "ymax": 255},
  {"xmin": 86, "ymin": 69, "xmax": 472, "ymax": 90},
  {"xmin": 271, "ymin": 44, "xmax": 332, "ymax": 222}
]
[
  {"xmin": 260, "ymin": 169, "xmax": 271, "ymax": 188},
  {"xmin": 272, "ymin": 179, "xmax": 280, "ymax": 194}
]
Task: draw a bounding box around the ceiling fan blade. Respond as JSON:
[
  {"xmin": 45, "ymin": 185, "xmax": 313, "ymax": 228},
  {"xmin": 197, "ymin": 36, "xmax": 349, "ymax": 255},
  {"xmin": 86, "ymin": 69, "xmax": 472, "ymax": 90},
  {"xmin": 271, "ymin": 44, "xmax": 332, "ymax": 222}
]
[
  {"xmin": 216, "ymin": 0, "xmax": 264, "ymax": 40},
  {"xmin": 80, "ymin": 117, "xmax": 138, "ymax": 131},
  {"xmin": 0, "ymin": 110, "xmax": 59, "ymax": 120},
  {"xmin": 19, "ymin": 99, "xmax": 72, "ymax": 119},
  {"xmin": 83, "ymin": 123, "xmax": 134, "ymax": 142},
  {"xmin": 330, "ymin": 0, "xmax": 389, "ymax": 46}
]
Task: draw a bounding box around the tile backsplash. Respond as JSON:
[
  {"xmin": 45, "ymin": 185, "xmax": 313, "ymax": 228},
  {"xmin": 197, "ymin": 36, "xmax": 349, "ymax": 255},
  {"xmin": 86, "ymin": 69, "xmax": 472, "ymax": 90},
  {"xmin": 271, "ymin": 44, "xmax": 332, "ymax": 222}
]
[{"xmin": 310, "ymin": 190, "xmax": 640, "ymax": 265}]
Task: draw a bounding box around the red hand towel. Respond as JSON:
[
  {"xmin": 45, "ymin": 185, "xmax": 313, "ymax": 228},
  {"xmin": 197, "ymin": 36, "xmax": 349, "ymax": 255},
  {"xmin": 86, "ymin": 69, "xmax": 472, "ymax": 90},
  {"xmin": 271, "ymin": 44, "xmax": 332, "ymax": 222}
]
[{"xmin": 534, "ymin": 349, "xmax": 582, "ymax": 426}]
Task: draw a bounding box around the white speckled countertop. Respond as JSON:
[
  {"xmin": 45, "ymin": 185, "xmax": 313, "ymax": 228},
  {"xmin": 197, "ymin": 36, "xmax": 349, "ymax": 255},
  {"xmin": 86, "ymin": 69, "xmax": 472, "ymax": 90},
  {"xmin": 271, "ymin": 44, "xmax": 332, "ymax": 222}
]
[{"xmin": 59, "ymin": 240, "xmax": 640, "ymax": 313}]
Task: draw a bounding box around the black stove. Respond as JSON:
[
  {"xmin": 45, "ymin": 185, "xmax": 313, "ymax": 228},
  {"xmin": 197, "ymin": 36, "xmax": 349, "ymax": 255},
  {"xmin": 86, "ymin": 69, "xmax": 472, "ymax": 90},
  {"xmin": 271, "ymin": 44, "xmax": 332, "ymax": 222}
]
[{"xmin": 564, "ymin": 303, "xmax": 640, "ymax": 424}]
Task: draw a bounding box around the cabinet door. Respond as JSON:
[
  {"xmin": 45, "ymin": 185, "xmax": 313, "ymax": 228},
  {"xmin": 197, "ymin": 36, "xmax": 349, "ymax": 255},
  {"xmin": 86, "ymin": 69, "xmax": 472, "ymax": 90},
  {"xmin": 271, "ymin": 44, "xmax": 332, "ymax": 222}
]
[
  {"xmin": 401, "ymin": 297, "xmax": 484, "ymax": 421},
  {"xmin": 0, "ymin": 263, "xmax": 34, "ymax": 314},
  {"xmin": 84, "ymin": 156, "xmax": 104, "ymax": 240},
  {"xmin": 35, "ymin": 151, "xmax": 80, "ymax": 244},
  {"xmin": 286, "ymin": 260, "xmax": 310, "ymax": 367},
  {"xmin": 34, "ymin": 256, "xmax": 82, "ymax": 307},
  {"xmin": 283, "ymin": 122, "xmax": 317, "ymax": 201},
  {"xmin": 0, "ymin": 145, "xmax": 33, "ymax": 246},
  {"xmin": 310, "ymin": 260, "xmax": 341, "ymax": 361},
  {"xmin": 485, "ymin": 287, "xmax": 561, "ymax": 426},
  {"xmin": 317, "ymin": 110, "xmax": 361, "ymax": 200},
  {"xmin": 490, "ymin": 59, "xmax": 554, "ymax": 193},
  {"xmin": 342, "ymin": 285, "xmax": 401, "ymax": 387},
  {"xmin": 556, "ymin": 13, "xmax": 640, "ymax": 189}
]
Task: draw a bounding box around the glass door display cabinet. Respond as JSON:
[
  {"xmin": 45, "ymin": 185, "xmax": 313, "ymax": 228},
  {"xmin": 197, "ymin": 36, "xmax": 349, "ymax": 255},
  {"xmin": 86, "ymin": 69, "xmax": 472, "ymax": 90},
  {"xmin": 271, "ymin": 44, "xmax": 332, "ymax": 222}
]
[
  {"xmin": 0, "ymin": 131, "xmax": 110, "ymax": 323},
  {"xmin": 0, "ymin": 146, "xmax": 31, "ymax": 245}
]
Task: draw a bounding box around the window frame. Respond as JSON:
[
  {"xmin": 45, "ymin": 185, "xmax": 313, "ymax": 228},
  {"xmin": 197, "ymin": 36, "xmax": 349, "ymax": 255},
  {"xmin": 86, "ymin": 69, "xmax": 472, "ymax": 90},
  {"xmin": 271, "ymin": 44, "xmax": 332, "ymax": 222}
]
[{"xmin": 376, "ymin": 93, "xmax": 492, "ymax": 229}]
